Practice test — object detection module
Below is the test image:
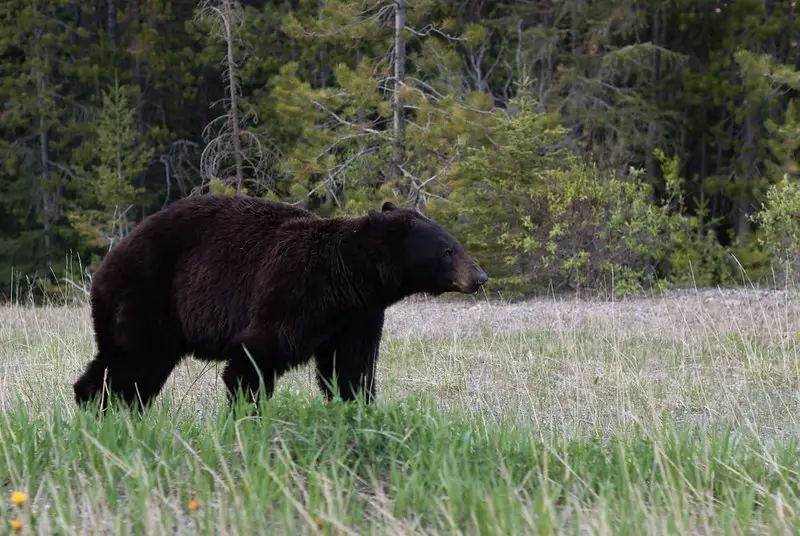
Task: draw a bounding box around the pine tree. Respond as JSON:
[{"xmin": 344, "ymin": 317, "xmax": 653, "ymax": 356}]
[
  {"xmin": 68, "ymin": 77, "xmax": 153, "ymax": 263},
  {"xmin": 0, "ymin": 0, "xmax": 89, "ymax": 295},
  {"xmin": 267, "ymin": 0, "xmax": 497, "ymax": 213}
]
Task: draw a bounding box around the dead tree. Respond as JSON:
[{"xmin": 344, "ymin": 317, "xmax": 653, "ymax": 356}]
[{"xmin": 195, "ymin": 0, "xmax": 275, "ymax": 195}]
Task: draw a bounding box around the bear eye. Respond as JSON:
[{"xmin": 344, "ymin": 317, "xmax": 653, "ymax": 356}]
[{"xmin": 444, "ymin": 248, "xmax": 454, "ymax": 259}]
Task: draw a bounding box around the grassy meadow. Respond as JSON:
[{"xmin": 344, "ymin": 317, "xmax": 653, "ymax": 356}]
[{"xmin": 1, "ymin": 288, "xmax": 800, "ymax": 534}]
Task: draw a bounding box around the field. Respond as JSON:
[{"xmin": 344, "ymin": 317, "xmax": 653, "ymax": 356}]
[{"xmin": 2, "ymin": 288, "xmax": 800, "ymax": 534}]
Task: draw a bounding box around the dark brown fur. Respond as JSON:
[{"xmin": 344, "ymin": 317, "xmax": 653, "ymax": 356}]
[{"xmin": 73, "ymin": 195, "xmax": 487, "ymax": 411}]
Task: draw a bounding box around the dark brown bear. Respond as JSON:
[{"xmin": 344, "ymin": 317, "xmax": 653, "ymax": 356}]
[{"xmin": 73, "ymin": 195, "xmax": 487, "ymax": 411}]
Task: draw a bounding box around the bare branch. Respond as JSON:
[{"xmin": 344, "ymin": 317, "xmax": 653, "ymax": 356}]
[
  {"xmin": 404, "ymin": 24, "xmax": 467, "ymax": 42},
  {"xmin": 311, "ymin": 101, "xmax": 387, "ymax": 137},
  {"xmin": 297, "ymin": 3, "xmax": 392, "ymax": 39},
  {"xmin": 316, "ymin": 131, "xmax": 382, "ymax": 159},
  {"xmin": 49, "ymin": 161, "xmax": 80, "ymax": 181},
  {"xmin": 329, "ymin": 143, "xmax": 388, "ymax": 181}
]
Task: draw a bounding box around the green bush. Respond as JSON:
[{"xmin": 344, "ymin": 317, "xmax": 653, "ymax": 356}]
[
  {"xmin": 752, "ymin": 175, "xmax": 800, "ymax": 280},
  {"xmin": 430, "ymin": 93, "xmax": 754, "ymax": 296}
]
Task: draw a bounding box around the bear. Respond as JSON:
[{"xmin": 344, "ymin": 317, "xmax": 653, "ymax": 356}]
[{"xmin": 73, "ymin": 194, "xmax": 488, "ymax": 412}]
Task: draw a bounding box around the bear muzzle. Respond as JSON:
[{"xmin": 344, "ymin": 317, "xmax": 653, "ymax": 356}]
[{"xmin": 452, "ymin": 262, "xmax": 489, "ymax": 294}]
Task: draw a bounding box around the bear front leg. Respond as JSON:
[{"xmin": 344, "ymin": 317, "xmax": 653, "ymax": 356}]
[
  {"xmin": 315, "ymin": 312, "xmax": 384, "ymax": 404},
  {"xmin": 222, "ymin": 329, "xmax": 289, "ymax": 409}
]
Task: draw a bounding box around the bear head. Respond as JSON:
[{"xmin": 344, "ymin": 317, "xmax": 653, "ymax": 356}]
[{"xmin": 368, "ymin": 201, "xmax": 488, "ymax": 296}]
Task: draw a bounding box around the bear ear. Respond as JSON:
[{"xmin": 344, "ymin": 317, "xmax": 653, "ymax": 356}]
[
  {"xmin": 382, "ymin": 201, "xmax": 397, "ymax": 212},
  {"xmin": 368, "ymin": 208, "xmax": 387, "ymax": 225}
]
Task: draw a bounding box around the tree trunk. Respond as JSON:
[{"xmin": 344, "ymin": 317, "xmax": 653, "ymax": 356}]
[
  {"xmin": 114, "ymin": 75, "xmax": 126, "ymax": 244},
  {"xmin": 34, "ymin": 16, "xmax": 52, "ymax": 254},
  {"xmin": 129, "ymin": 0, "xmax": 149, "ymax": 218},
  {"xmin": 107, "ymin": 0, "xmax": 117, "ymax": 44},
  {"xmin": 713, "ymin": 105, "xmax": 726, "ymax": 228},
  {"xmin": 38, "ymin": 78, "xmax": 51, "ymax": 254},
  {"xmin": 224, "ymin": 7, "xmax": 244, "ymax": 194},
  {"xmin": 736, "ymin": 110, "xmax": 758, "ymax": 238},
  {"xmin": 391, "ymin": 0, "xmax": 406, "ymax": 185},
  {"xmin": 645, "ymin": 9, "xmax": 662, "ymax": 182},
  {"xmin": 131, "ymin": 0, "xmax": 142, "ymax": 126}
]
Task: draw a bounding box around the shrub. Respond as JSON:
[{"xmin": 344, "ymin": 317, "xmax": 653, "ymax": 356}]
[
  {"xmin": 752, "ymin": 175, "xmax": 800, "ymax": 280},
  {"xmin": 431, "ymin": 93, "xmax": 747, "ymax": 296}
]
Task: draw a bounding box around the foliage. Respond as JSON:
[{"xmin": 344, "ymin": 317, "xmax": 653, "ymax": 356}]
[
  {"xmin": 753, "ymin": 176, "xmax": 800, "ymax": 277},
  {"xmin": 67, "ymin": 79, "xmax": 152, "ymax": 268},
  {"xmin": 261, "ymin": 0, "xmax": 496, "ymax": 213},
  {"xmin": 435, "ymin": 85, "xmax": 774, "ymax": 296},
  {"xmin": 653, "ymin": 149, "xmax": 769, "ymax": 288},
  {"xmin": 1, "ymin": 0, "xmax": 800, "ymax": 298},
  {"xmin": 436, "ymin": 91, "xmax": 691, "ymax": 295},
  {"xmin": 740, "ymin": 51, "xmax": 800, "ymax": 281},
  {"xmin": 0, "ymin": 0, "xmax": 89, "ymax": 294}
]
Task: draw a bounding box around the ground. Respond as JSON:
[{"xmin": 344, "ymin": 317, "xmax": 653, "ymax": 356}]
[{"xmin": 1, "ymin": 288, "xmax": 799, "ymax": 533}]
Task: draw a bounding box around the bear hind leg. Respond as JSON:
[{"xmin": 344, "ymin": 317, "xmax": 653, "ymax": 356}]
[
  {"xmin": 74, "ymin": 349, "xmax": 182, "ymax": 412},
  {"xmin": 73, "ymin": 355, "xmax": 111, "ymax": 409},
  {"xmin": 76, "ymin": 295, "xmax": 186, "ymax": 412}
]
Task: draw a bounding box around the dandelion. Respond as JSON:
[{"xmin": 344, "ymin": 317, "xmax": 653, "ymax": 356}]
[
  {"xmin": 10, "ymin": 520, "xmax": 22, "ymax": 532},
  {"xmin": 188, "ymin": 499, "xmax": 200, "ymax": 511},
  {"xmin": 10, "ymin": 492, "xmax": 28, "ymax": 506}
]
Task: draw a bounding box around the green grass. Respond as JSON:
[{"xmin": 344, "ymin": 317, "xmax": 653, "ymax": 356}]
[
  {"xmin": 2, "ymin": 291, "xmax": 800, "ymax": 534},
  {"xmin": 2, "ymin": 392, "xmax": 800, "ymax": 534}
]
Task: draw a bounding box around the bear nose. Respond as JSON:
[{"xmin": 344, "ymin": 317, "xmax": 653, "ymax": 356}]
[{"xmin": 477, "ymin": 271, "xmax": 488, "ymax": 286}]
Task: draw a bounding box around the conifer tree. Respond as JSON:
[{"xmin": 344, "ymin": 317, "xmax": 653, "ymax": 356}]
[
  {"xmin": 272, "ymin": 0, "xmax": 496, "ymax": 212},
  {"xmin": 68, "ymin": 77, "xmax": 153, "ymax": 262},
  {"xmin": 0, "ymin": 0, "xmax": 87, "ymax": 292}
]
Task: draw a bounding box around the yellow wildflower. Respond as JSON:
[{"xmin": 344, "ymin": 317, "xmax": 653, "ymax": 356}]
[
  {"xmin": 10, "ymin": 520, "xmax": 22, "ymax": 532},
  {"xmin": 10, "ymin": 492, "xmax": 28, "ymax": 506},
  {"xmin": 188, "ymin": 499, "xmax": 200, "ymax": 511}
]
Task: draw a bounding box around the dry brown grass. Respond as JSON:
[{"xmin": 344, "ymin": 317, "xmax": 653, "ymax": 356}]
[{"xmin": 2, "ymin": 287, "xmax": 799, "ymax": 437}]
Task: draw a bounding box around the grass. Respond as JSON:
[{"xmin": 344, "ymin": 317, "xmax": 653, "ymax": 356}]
[{"xmin": 1, "ymin": 289, "xmax": 800, "ymax": 534}]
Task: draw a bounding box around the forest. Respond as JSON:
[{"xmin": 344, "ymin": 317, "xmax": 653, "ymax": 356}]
[{"xmin": 1, "ymin": 0, "xmax": 799, "ymax": 300}]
